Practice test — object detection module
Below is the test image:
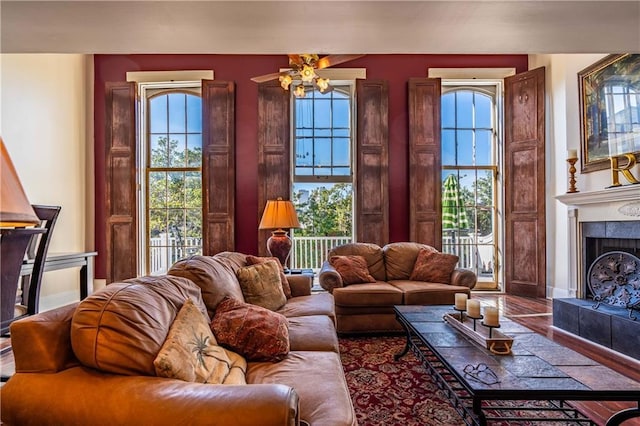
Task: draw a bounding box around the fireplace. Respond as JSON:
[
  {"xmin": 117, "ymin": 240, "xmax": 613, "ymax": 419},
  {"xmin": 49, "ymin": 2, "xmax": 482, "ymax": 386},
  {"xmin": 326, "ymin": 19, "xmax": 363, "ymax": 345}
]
[{"xmin": 554, "ymin": 220, "xmax": 640, "ymax": 361}]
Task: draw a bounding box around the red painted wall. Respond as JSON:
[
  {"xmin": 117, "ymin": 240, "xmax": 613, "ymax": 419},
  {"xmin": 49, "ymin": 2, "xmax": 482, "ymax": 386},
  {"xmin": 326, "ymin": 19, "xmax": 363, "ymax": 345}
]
[{"xmin": 94, "ymin": 54, "xmax": 528, "ymax": 279}]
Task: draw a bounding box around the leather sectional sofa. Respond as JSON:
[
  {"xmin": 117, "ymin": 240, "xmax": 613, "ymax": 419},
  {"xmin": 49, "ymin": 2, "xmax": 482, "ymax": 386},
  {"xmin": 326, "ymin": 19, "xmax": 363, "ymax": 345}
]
[
  {"xmin": 319, "ymin": 242, "xmax": 477, "ymax": 334},
  {"xmin": 1, "ymin": 251, "xmax": 356, "ymax": 426}
]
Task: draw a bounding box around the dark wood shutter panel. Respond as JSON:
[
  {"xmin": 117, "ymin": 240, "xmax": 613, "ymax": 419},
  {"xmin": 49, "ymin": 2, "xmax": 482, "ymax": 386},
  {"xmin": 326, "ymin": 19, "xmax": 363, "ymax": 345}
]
[
  {"xmin": 105, "ymin": 81, "xmax": 137, "ymax": 283},
  {"xmin": 202, "ymin": 80, "xmax": 235, "ymax": 255},
  {"xmin": 355, "ymin": 79, "xmax": 389, "ymax": 246},
  {"xmin": 257, "ymin": 81, "xmax": 290, "ymax": 256},
  {"xmin": 408, "ymin": 78, "xmax": 442, "ymax": 249},
  {"xmin": 504, "ymin": 67, "xmax": 546, "ymax": 298}
]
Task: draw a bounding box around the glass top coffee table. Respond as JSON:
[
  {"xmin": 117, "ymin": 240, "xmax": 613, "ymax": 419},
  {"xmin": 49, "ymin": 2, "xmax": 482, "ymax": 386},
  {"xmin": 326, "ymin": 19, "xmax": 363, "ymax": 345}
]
[{"xmin": 394, "ymin": 305, "xmax": 640, "ymax": 426}]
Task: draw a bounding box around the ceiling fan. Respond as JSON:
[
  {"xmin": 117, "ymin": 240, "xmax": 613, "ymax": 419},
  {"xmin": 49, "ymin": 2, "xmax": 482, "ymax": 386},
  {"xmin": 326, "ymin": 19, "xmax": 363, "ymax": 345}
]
[{"xmin": 251, "ymin": 54, "xmax": 364, "ymax": 97}]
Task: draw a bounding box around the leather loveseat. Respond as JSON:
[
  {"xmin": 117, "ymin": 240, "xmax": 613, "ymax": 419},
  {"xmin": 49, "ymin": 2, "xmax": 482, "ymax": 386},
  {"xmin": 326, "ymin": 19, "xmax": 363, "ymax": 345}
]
[
  {"xmin": 1, "ymin": 252, "xmax": 356, "ymax": 426},
  {"xmin": 319, "ymin": 242, "xmax": 477, "ymax": 334}
]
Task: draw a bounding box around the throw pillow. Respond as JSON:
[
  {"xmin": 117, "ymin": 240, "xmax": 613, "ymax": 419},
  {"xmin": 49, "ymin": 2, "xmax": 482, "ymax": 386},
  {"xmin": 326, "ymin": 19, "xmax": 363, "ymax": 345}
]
[
  {"xmin": 236, "ymin": 260, "xmax": 287, "ymax": 311},
  {"xmin": 245, "ymin": 255, "xmax": 292, "ymax": 299},
  {"xmin": 329, "ymin": 255, "xmax": 377, "ymax": 285},
  {"xmin": 211, "ymin": 296, "xmax": 289, "ymax": 362},
  {"xmin": 154, "ymin": 299, "xmax": 247, "ymax": 385},
  {"xmin": 410, "ymin": 249, "xmax": 460, "ymax": 283}
]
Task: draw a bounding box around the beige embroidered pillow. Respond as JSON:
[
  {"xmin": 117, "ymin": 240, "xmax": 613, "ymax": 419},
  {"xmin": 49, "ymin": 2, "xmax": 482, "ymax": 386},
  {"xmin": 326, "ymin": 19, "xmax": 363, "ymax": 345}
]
[
  {"xmin": 154, "ymin": 298, "xmax": 247, "ymax": 385},
  {"xmin": 236, "ymin": 260, "xmax": 287, "ymax": 311},
  {"xmin": 245, "ymin": 255, "xmax": 292, "ymax": 299}
]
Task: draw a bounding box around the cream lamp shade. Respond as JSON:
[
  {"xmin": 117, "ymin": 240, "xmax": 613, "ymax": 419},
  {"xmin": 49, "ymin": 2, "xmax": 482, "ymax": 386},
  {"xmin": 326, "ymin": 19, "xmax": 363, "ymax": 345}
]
[{"xmin": 0, "ymin": 137, "xmax": 39, "ymax": 227}]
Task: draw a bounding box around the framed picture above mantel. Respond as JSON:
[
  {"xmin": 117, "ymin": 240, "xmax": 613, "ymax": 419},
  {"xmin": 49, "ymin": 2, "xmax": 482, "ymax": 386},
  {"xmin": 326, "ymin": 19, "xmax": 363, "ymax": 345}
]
[{"xmin": 578, "ymin": 54, "xmax": 640, "ymax": 173}]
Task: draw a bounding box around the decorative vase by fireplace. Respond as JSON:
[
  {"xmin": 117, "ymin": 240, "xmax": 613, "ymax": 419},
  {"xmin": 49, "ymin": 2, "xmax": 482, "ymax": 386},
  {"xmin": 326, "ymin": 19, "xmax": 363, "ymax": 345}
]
[{"xmin": 588, "ymin": 251, "xmax": 640, "ymax": 320}]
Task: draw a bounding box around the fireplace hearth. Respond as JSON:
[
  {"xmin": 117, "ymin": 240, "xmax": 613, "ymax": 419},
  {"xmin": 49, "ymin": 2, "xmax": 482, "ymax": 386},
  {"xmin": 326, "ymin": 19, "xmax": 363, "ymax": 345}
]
[{"xmin": 554, "ymin": 220, "xmax": 640, "ymax": 361}]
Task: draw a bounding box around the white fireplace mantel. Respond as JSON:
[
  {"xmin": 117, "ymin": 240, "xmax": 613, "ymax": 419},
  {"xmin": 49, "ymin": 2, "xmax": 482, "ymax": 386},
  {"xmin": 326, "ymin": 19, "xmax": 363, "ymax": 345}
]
[{"xmin": 554, "ymin": 184, "xmax": 639, "ymax": 299}]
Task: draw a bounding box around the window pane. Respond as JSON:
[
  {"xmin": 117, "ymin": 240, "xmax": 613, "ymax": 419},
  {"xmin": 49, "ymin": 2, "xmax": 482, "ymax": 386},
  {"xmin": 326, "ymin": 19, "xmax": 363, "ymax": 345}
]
[
  {"xmin": 442, "ymin": 93, "xmax": 455, "ymax": 128},
  {"xmin": 296, "ymin": 99, "xmax": 313, "ymax": 127},
  {"xmin": 314, "ymin": 101, "xmax": 331, "ymax": 128},
  {"xmin": 475, "ymin": 130, "xmax": 492, "ymax": 166},
  {"xmin": 170, "ymin": 135, "xmax": 186, "ymax": 167},
  {"xmin": 184, "ymin": 171, "xmax": 202, "ymax": 208},
  {"xmin": 150, "ymin": 135, "xmax": 170, "ymax": 167},
  {"xmin": 314, "ymin": 128, "xmax": 331, "ymax": 137},
  {"xmin": 186, "ymin": 134, "xmax": 202, "ymax": 167},
  {"xmin": 166, "ymin": 172, "xmax": 185, "ymax": 208},
  {"xmin": 149, "ymin": 96, "xmax": 168, "ymax": 134},
  {"xmin": 333, "ymin": 138, "xmax": 350, "ymax": 166},
  {"xmin": 149, "ymin": 172, "xmax": 167, "ymax": 208},
  {"xmin": 314, "ymin": 138, "xmax": 331, "ymax": 167},
  {"xmin": 296, "ymin": 139, "xmax": 313, "ymax": 166},
  {"xmin": 456, "ymin": 91, "xmax": 473, "ymax": 128},
  {"xmin": 168, "ymin": 93, "xmax": 186, "ymax": 133},
  {"xmin": 187, "ymin": 95, "xmax": 202, "ymax": 133},
  {"xmin": 296, "ymin": 128, "xmax": 313, "ymax": 138},
  {"xmin": 475, "ymin": 94, "xmax": 492, "ymax": 128},
  {"xmin": 149, "ymin": 209, "xmax": 167, "ymax": 237},
  {"xmin": 333, "ymin": 128, "xmax": 350, "ymax": 137},
  {"xmin": 295, "ymin": 167, "xmax": 313, "ymax": 176},
  {"xmin": 333, "ymin": 99, "xmax": 350, "ymax": 128},
  {"xmin": 456, "ymin": 130, "xmax": 474, "ymax": 165},
  {"xmin": 442, "ymin": 130, "xmax": 456, "ymax": 166},
  {"xmin": 185, "ymin": 208, "xmax": 202, "ymax": 240}
]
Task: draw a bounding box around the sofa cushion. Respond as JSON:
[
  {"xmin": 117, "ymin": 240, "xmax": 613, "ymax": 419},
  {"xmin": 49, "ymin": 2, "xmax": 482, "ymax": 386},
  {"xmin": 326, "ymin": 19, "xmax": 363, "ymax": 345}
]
[
  {"xmin": 211, "ymin": 297, "xmax": 290, "ymax": 362},
  {"xmin": 70, "ymin": 275, "xmax": 206, "ymax": 376},
  {"xmin": 246, "ymin": 255, "xmax": 292, "ymax": 298},
  {"xmin": 236, "ymin": 260, "xmax": 287, "ymax": 311},
  {"xmin": 247, "ymin": 351, "xmax": 356, "ymax": 426},
  {"xmin": 330, "ymin": 255, "xmax": 377, "ymax": 285},
  {"xmin": 383, "ymin": 242, "xmax": 437, "ymax": 280},
  {"xmin": 389, "ymin": 280, "xmax": 471, "ymax": 305},
  {"xmin": 168, "ymin": 255, "xmax": 246, "ymax": 319},
  {"xmin": 333, "ymin": 282, "xmax": 403, "ymax": 307},
  {"xmin": 277, "ymin": 292, "xmax": 336, "ymax": 324},
  {"xmin": 328, "ymin": 242, "xmax": 386, "ymax": 281},
  {"xmin": 154, "ymin": 298, "xmax": 247, "ymax": 384},
  {"xmin": 287, "ymin": 315, "xmax": 339, "ymax": 352},
  {"xmin": 410, "ymin": 249, "xmax": 459, "ymax": 283}
]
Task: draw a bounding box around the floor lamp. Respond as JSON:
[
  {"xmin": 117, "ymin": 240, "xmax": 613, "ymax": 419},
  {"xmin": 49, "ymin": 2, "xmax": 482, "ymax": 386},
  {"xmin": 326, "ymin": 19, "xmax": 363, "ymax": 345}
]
[
  {"xmin": 0, "ymin": 138, "xmax": 43, "ymax": 336},
  {"xmin": 258, "ymin": 198, "xmax": 301, "ymax": 271}
]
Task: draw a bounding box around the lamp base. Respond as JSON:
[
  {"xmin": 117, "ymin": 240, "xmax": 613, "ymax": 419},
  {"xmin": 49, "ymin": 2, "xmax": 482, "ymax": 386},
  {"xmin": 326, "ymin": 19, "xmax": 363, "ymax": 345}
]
[{"xmin": 266, "ymin": 229, "xmax": 292, "ymax": 269}]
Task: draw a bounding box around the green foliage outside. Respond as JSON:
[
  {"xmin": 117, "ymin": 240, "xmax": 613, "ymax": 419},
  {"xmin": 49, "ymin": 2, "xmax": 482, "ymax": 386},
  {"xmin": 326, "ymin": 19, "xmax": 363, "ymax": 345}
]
[
  {"xmin": 455, "ymin": 172, "xmax": 494, "ymax": 237},
  {"xmin": 148, "ymin": 136, "xmax": 202, "ymax": 241},
  {"xmin": 293, "ymin": 183, "xmax": 353, "ymax": 237}
]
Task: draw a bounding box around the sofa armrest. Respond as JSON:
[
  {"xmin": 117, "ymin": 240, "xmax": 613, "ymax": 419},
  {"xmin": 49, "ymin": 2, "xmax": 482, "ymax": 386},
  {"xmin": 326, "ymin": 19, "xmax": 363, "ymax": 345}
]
[
  {"xmin": 287, "ymin": 274, "xmax": 312, "ymax": 297},
  {"xmin": 1, "ymin": 368, "xmax": 300, "ymax": 426},
  {"xmin": 451, "ymin": 268, "xmax": 477, "ymax": 290},
  {"xmin": 318, "ymin": 261, "xmax": 344, "ymax": 293}
]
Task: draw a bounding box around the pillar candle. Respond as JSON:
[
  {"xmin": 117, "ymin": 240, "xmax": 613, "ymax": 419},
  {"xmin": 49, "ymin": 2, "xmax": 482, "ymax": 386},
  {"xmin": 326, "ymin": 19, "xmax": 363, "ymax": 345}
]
[
  {"xmin": 567, "ymin": 149, "xmax": 578, "ymax": 160},
  {"xmin": 467, "ymin": 299, "xmax": 481, "ymax": 317},
  {"xmin": 484, "ymin": 307, "xmax": 500, "ymax": 326},
  {"xmin": 455, "ymin": 293, "xmax": 468, "ymax": 310}
]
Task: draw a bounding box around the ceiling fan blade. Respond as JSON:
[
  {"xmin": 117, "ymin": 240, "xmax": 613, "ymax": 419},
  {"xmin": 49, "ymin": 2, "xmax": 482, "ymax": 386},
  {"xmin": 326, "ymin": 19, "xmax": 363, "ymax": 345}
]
[
  {"xmin": 316, "ymin": 54, "xmax": 365, "ymax": 70},
  {"xmin": 288, "ymin": 54, "xmax": 304, "ymax": 66},
  {"xmin": 250, "ymin": 72, "xmax": 284, "ymax": 83}
]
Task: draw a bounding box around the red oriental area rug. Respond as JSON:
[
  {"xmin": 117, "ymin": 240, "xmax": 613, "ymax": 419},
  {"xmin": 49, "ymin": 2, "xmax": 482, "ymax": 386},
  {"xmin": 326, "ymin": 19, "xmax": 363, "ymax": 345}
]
[{"xmin": 339, "ymin": 336, "xmax": 585, "ymax": 426}]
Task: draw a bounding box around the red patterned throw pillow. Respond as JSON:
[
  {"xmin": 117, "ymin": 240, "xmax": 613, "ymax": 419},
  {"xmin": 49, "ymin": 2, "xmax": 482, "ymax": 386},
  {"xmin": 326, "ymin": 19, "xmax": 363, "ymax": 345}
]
[
  {"xmin": 245, "ymin": 255, "xmax": 292, "ymax": 299},
  {"xmin": 211, "ymin": 297, "xmax": 290, "ymax": 362},
  {"xmin": 410, "ymin": 249, "xmax": 459, "ymax": 283},
  {"xmin": 329, "ymin": 255, "xmax": 377, "ymax": 285}
]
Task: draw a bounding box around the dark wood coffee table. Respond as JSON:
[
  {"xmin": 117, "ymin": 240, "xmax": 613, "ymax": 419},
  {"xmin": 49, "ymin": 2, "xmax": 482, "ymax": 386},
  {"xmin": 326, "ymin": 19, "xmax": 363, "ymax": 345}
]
[{"xmin": 394, "ymin": 305, "xmax": 640, "ymax": 426}]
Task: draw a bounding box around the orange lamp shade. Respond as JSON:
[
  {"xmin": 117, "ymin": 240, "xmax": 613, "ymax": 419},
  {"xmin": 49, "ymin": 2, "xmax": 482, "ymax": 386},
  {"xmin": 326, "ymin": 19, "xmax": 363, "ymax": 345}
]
[{"xmin": 258, "ymin": 198, "xmax": 301, "ymax": 231}]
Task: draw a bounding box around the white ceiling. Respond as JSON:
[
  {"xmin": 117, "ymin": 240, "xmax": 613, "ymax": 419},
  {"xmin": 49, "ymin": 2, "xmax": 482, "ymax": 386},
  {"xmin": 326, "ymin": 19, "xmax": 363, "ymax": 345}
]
[{"xmin": 2, "ymin": 1, "xmax": 639, "ymax": 54}]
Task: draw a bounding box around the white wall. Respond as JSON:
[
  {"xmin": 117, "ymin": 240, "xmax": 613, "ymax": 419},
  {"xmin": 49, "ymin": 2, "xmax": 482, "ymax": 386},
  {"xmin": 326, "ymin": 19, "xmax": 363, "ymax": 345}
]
[
  {"xmin": 530, "ymin": 54, "xmax": 640, "ymax": 299},
  {"xmin": 0, "ymin": 54, "xmax": 95, "ymax": 311}
]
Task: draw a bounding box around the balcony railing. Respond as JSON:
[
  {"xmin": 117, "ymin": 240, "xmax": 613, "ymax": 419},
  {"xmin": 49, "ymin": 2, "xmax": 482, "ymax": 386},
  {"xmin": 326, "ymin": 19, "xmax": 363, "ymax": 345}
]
[{"xmin": 148, "ymin": 233, "xmax": 494, "ymax": 278}]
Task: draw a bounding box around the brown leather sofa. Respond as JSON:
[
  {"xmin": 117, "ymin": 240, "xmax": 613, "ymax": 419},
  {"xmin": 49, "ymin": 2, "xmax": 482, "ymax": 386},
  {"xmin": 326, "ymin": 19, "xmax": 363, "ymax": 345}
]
[
  {"xmin": 1, "ymin": 252, "xmax": 356, "ymax": 426},
  {"xmin": 319, "ymin": 242, "xmax": 477, "ymax": 334}
]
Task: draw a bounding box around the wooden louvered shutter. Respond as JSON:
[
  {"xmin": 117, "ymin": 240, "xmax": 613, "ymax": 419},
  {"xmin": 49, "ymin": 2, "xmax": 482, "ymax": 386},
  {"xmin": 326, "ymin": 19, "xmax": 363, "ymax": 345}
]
[
  {"xmin": 355, "ymin": 79, "xmax": 389, "ymax": 246},
  {"xmin": 202, "ymin": 80, "xmax": 235, "ymax": 255},
  {"xmin": 408, "ymin": 78, "xmax": 442, "ymax": 249},
  {"xmin": 257, "ymin": 80, "xmax": 291, "ymax": 256},
  {"xmin": 504, "ymin": 67, "xmax": 546, "ymax": 297},
  {"xmin": 105, "ymin": 81, "xmax": 137, "ymax": 283}
]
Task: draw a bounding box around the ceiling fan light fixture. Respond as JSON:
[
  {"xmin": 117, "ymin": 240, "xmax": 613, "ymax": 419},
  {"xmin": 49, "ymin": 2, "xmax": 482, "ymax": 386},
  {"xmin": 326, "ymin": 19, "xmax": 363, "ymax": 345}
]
[
  {"xmin": 316, "ymin": 77, "xmax": 330, "ymax": 92},
  {"xmin": 300, "ymin": 64, "xmax": 316, "ymax": 83},
  {"xmin": 279, "ymin": 74, "xmax": 293, "ymax": 90},
  {"xmin": 293, "ymin": 84, "xmax": 306, "ymax": 98}
]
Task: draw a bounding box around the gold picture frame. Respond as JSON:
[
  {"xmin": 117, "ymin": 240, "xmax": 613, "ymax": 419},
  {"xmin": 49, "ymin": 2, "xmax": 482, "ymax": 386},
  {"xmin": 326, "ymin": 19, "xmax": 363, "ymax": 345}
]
[{"xmin": 578, "ymin": 54, "xmax": 640, "ymax": 172}]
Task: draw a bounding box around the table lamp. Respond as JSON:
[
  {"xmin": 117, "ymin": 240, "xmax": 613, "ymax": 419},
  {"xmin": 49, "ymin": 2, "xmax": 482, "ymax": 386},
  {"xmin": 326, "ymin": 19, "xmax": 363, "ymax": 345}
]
[
  {"xmin": 258, "ymin": 197, "xmax": 301, "ymax": 270},
  {"xmin": 1, "ymin": 138, "xmax": 43, "ymax": 334}
]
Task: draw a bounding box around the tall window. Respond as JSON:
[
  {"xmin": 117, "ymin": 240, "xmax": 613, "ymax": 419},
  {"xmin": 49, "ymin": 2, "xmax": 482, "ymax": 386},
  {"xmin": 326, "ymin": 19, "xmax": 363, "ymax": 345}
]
[
  {"xmin": 441, "ymin": 83, "xmax": 502, "ymax": 289},
  {"xmin": 141, "ymin": 84, "xmax": 203, "ymax": 275},
  {"xmin": 291, "ymin": 83, "xmax": 355, "ymax": 269}
]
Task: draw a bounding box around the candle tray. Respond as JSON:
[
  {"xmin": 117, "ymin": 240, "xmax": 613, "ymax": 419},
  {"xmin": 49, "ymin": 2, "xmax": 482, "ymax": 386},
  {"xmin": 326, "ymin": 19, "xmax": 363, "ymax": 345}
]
[{"xmin": 443, "ymin": 312, "xmax": 514, "ymax": 355}]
